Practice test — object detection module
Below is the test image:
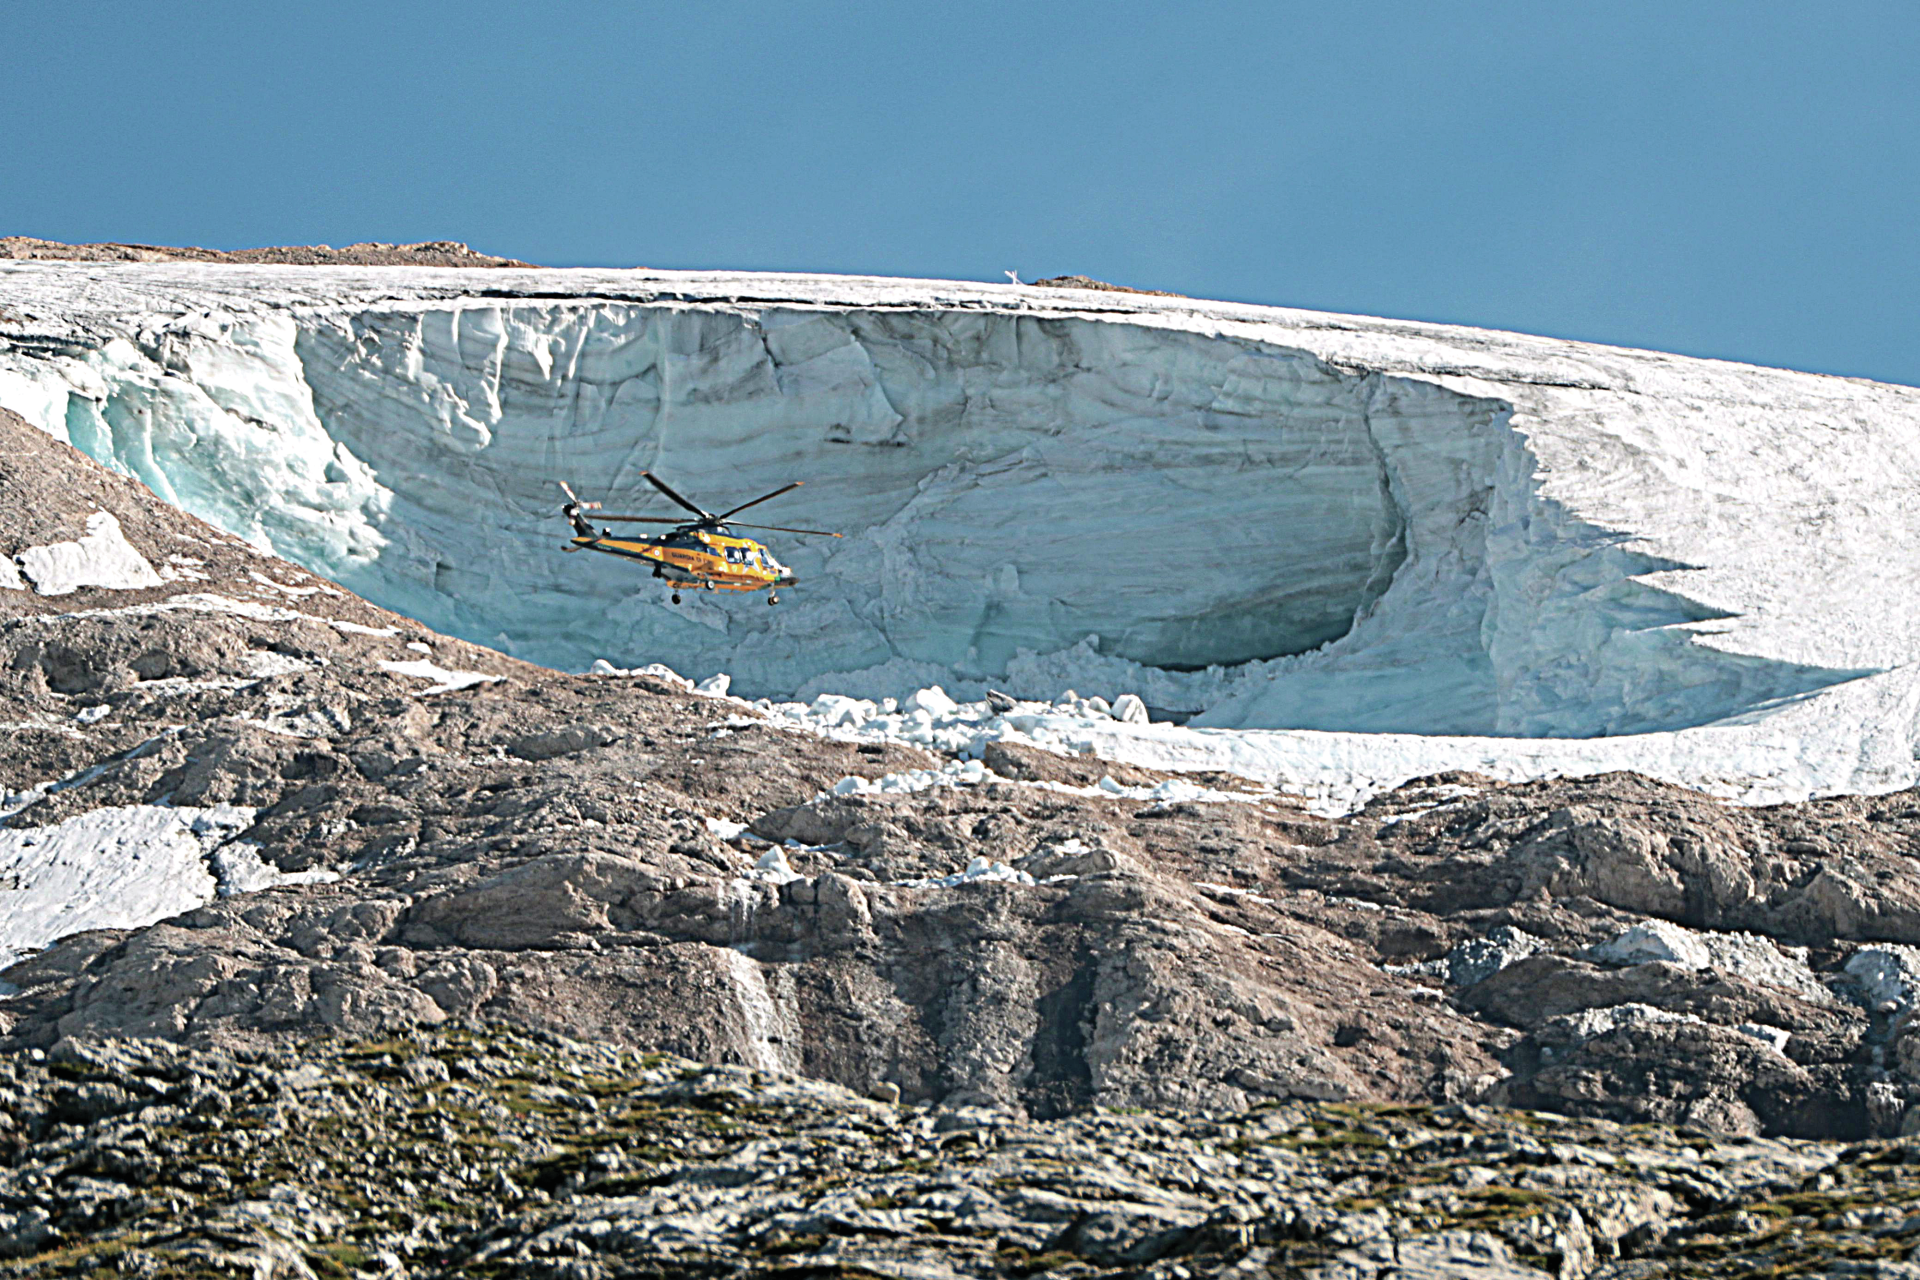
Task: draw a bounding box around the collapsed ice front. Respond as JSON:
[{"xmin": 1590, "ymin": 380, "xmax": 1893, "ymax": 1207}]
[{"xmin": 3, "ymin": 265, "xmax": 1919, "ymax": 793}]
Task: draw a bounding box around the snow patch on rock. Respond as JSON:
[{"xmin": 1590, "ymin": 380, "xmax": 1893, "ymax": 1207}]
[
  {"xmin": 749, "ymin": 846, "xmax": 803, "ymax": 886},
  {"xmin": 328, "ymin": 619, "xmax": 400, "ymax": 638},
  {"xmin": 378, "ymin": 658, "xmax": 503, "ymax": 696},
  {"xmin": 830, "ymin": 759, "xmax": 990, "ymax": 798},
  {"xmin": 1556, "ymin": 1002, "xmax": 1708, "ymax": 1042},
  {"xmin": 0, "ymin": 804, "xmax": 252, "ymax": 966},
  {"xmin": 1738, "ymin": 1023, "xmax": 1794, "ymax": 1054},
  {"xmin": 209, "ymin": 844, "xmax": 341, "ymax": 896},
  {"xmin": 1590, "ymin": 920, "xmax": 1830, "ymax": 1005},
  {"xmin": 894, "ymin": 856, "xmax": 1036, "ymax": 890},
  {"xmin": 16, "ymin": 512, "xmax": 163, "ymax": 596},
  {"xmin": 60, "ymin": 593, "xmax": 304, "ymax": 624},
  {"xmin": 590, "ymin": 660, "xmax": 697, "ymax": 691}
]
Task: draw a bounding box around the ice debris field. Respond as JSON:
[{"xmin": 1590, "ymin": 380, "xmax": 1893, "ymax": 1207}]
[{"xmin": 4, "ymin": 262, "xmax": 1920, "ymax": 807}]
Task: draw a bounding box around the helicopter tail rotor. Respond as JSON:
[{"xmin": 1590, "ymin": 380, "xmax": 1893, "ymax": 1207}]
[{"xmin": 558, "ymin": 481, "xmax": 603, "ymax": 538}]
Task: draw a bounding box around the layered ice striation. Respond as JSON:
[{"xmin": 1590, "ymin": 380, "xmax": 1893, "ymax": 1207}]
[{"xmin": 4, "ymin": 264, "xmax": 1920, "ymax": 801}]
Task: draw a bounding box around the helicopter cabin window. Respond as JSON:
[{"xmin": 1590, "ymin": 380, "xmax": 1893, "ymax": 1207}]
[{"xmin": 725, "ymin": 547, "xmax": 744, "ymax": 563}]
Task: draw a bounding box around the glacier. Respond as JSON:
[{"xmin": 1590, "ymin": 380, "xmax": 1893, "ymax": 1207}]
[{"xmin": 3, "ymin": 262, "xmax": 1920, "ymax": 804}]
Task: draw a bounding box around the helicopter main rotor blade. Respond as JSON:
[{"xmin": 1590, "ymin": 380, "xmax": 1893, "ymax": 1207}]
[
  {"xmin": 715, "ymin": 481, "xmax": 804, "ymax": 520},
  {"xmin": 591, "ymin": 515, "xmax": 694, "ymax": 524},
  {"xmin": 639, "ymin": 471, "xmax": 711, "ymax": 519},
  {"xmin": 724, "ymin": 522, "xmax": 844, "ymax": 537}
]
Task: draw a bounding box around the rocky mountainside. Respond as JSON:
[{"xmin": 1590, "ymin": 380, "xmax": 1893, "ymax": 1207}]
[
  {"xmin": 11, "ymin": 1027, "xmax": 1920, "ymax": 1280},
  {"xmin": 9, "ymin": 403, "xmax": 1920, "ymax": 1272}
]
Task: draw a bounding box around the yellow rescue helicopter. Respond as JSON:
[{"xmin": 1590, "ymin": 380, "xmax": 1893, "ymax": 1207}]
[{"xmin": 558, "ymin": 472, "xmax": 841, "ymax": 605}]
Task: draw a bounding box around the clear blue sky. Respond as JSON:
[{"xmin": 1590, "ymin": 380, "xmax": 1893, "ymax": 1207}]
[{"xmin": 9, "ymin": 2, "xmax": 1919, "ymax": 384}]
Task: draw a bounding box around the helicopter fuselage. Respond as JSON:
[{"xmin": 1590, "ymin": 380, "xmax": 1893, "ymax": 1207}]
[{"xmin": 570, "ymin": 527, "xmax": 792, "ymax": 593}]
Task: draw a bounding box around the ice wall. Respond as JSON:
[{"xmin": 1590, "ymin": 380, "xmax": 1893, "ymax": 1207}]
[
  {"xmin": 1, "ymin": 264, "xmax": 1915, "ymax": 765},
  {"xmin": 289, "ymin": 305, "xmax": 1420, "ymax": 683}
]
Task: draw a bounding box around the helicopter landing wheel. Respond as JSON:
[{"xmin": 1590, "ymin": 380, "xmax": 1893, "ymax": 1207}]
[
  {"xmin": 671, "ymin": 592, "xmax": 682, "ymax": 604},
  {"xmin": 768, "ymin": 593, "xmax": 780, "ymax": 606},
  {"xmin": 703, "ymin": 581, "xmax": 715, "ymax": 591}
]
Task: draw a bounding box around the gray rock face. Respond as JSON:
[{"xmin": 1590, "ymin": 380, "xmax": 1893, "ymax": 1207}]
[
  {"xmin": 7, "ymin": 405, "xmax": 1920, "ymax": 1145},
  {"xmin": 1446, "ymin": 925, "xmax": 1548, "ymax": 988}
]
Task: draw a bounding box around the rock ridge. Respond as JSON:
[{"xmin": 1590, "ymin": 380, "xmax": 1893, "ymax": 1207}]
[{"xmin": 0, "ymin": 236, "xmax": 535, "ymax": 267}]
